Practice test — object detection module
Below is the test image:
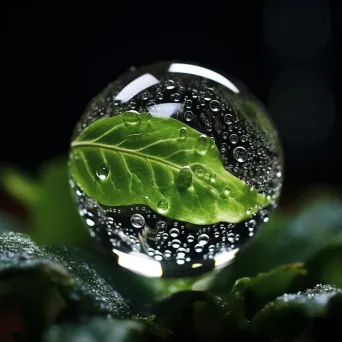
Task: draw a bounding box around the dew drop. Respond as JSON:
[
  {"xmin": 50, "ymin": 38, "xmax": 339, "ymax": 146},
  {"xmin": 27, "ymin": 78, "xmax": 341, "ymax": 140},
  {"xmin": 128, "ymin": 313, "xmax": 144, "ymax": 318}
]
[
  {"xmin": 198, "ymin": 233, "xmax": 209, "ymax": 246},
  {"xmin": 184, "ymin": 111, "xmax": 194, "ymax": 121},
  {"xmin": 185, "ymin": 99, "xmax": 192, "ymax": 108},
  {"xmin": 130, "ymin": 214, "xmax": 145, "ymax": 228},
  {"xmin": 223, "ymin": 132, "xmax": 228, "ymax": 139},
  {"xmin": 209, "ymin": 173, "xmax": 216, "ymax": 183},
  {"xmin": 247, "ymin": 219, "xmax": 256, "ymax": 230},
  {"xmin": 233, "ymin": 146, "xmax": 248, "ymax": 162},
  {"xmin": 157, "ymin": 199, "xmax": 169, "ymax": 213},
  {"xmin": 122, "ymin": 110, "xmax": 141, "ymax": 127},
  {"xmin": 179, "ymin": 127, "xmax": 187, "ymax": 140},
  {"xmin": 96, "ymin": 164, "xmax": 110, "ymax": 181},
  {"xmin": 209, "ymin": 100, "xmax": 220, "ymax": 112}
]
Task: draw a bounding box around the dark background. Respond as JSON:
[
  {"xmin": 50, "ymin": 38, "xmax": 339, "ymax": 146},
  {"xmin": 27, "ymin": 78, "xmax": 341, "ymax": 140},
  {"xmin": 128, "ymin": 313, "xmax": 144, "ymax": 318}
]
[{"xmin": 1, "ymin": 0, "xmax": 340, "ymax": 203}]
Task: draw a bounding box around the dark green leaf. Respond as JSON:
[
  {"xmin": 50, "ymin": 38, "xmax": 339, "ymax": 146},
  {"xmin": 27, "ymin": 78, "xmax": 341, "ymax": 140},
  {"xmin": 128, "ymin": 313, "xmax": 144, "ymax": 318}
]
[
  {"xmin": 0, "ymin": 232, "xmax": 132, "ymax": 340},
  {"xmin": 249, "ymin": 284, "xmax": 342, "ymax": 341},
  {"xmin": 45, "ymin": 317, "xmax": 149, "ymax": 342},
  {"xmin": 208, "ymin": 197, "xmax": 342, "ymax": 294},
  {"xmin": 2, "ymin": 158, "xmax": 88, "ymax": 245},
  {"xmin": 70, "ymin": 112, "xmax": 272, "ymax": 225}
]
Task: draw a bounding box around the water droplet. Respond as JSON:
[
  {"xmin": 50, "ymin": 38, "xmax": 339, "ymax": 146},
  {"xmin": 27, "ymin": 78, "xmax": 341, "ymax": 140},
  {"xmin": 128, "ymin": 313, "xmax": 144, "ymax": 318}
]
[
  {"xmin": 176, "ymin": 247, "xmax": 186, "ymax": 257},
  {"xmin": 130, "ymin": 214, "xmax": 145, "ymax": 228},
  {"xmin": 229, "ymin": 134, "xmax": 239, "ymax": 144},
  {"xmin": 185, "ymin": 99, "xmax": 192, "ymax": 108},
  {"xmin": 122, "ymin": 110, "xmax": 141, "ymax": 127},
  {"xmin": 233, "ymin": 146, "xmax": 248, "ymax": 162},
  {"xmin": 223, "ymin": 132, "xmax": 228, "ymax": 139},
  {"xmin": 198, "ymin": 233, "xmax": 209, "ymax": 246},
  {"xmin": 170, "ymin": 228, "xmax": 179, "ymax": 238},
  {"xmin": 179, "ymin": 127, "xmax": 187, "ymax": 140},
  {"xmin": 209, "ymin": 173, "xmax": 216, "ymax": 183},
  {"xmin": 156, "ymin": 221, "xmax": 167, "ymax": 232},
  {"xmin": 214, "ymin": 231, "xmax": 220, "ymax": 238},
  {"xmin": 164, "ymin": 250, "xmax": 172, "ymax": 258},
  {"xmin": 223, "ymin": 185, "xmax": 231, "ymax": 196},
  {"xmin": 96, "ymin": 164, "xmax": 110, "ymax": 181},
  {"xmin": 154, "ymin": 250, "xmax": 163, "ymax": 261},
  {"xmin": 86, "ymin": 218, "xmax": 95, "ymax": 227},
  {"xmin": 247, "ymin": 219, "xmax": 256, "ymax": 230},
  {"xmin": 165, "ymin": 79, "xmax": 175, "ymax": 89},
  {"xmin": 157, "ymin": 199, "xmax": 169, "ymax": 213},
  {"xmin": 195, "ymin": 244, "xmax": 203, "ymax": 252},
  {"xmin": 176, "ymin": 166, "xmax": 193, "ymax": 191},
  {"xmin": 187, "ymin": 235, "xmax": 194, "ymax": 243},
  {"xmin": 209, "ymin": 100, "xmax": 220, "ymax": 112},
  {"xmin": 224, "ymin": 114, "xmax": 233, "ymax": 124},
  {"xmin": 195, "ymin": 165, "xmax": 205, "ymax": 177},
  {"xmin": 171, "ymin": 239, "xmax": 181, "ymax": 248},
  {"xmin": 184, "ymin": 111, "xmax": 194, "ymax": 121},
  {"xmin": 173, "ymin": 93, "xmax": 181, "ymax": 102}
]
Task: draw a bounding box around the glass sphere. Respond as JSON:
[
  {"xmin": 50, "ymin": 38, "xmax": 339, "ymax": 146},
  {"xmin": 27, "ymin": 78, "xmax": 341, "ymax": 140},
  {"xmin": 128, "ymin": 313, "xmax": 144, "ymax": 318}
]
[{"xmin": 69, "ymin": 61, "xmax": 283, "ymax": 278}]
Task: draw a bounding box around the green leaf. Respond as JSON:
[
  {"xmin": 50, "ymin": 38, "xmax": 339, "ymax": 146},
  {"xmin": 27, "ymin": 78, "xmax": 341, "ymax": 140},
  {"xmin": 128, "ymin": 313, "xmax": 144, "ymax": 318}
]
[
  {"xmin": 0, "ymin": 232, "xmax": 133, "ymax": 340},
  {"xmin": 1, "ymin": 167, "xmax": 41, "ymax": 207},
  {"xmin": 249, "ymin": 284, "xmax": 342, "ymax": 341},
  {"xmin": 70, "ymin": 112, "xmax": 272, "ymax": 225},
  {"xmin": 207, "ymin": 197, "xmax": 342, "ymax": 294},
  {"xmin": 2, "ymin": 157, "xmax": 88, "ymax": 245},
  {"xmin": 45, "ymin": 317, "xmax": 149, "ymax": 342}
]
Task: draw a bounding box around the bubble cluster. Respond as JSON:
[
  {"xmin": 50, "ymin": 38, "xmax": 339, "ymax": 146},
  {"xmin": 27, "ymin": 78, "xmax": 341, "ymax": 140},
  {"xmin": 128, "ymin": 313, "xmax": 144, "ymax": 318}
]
[{"xmin": 70, "ymin": 61, "xmax": 283, "ymax": 278}]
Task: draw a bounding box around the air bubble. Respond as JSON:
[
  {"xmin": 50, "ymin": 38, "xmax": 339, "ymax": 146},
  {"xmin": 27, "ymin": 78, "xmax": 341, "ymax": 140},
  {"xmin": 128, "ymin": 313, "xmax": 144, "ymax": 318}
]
[
  {"xmin": 184, "ymin": 111, "xmax": 194, "ymax": 121},
  {"xmin": 233, "ymin": 146, "xmax": 248, "ymax": 162},
  {"xmin": 130, "ymin": 214, "xmax": 145, "ymax": 228},
  {"xmin": 209, "ymin": 100, "xmax": 220, "ymax": 112}
]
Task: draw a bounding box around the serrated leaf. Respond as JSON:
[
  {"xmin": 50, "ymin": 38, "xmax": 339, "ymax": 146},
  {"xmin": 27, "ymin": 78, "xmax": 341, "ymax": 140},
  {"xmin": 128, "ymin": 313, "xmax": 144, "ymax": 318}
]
[
  {"xmin": 0, "ymin": 232, "xmax": 133, "ymax": 340},
  {"xmin": 70, "ymin": 112, "xmax": 272, "ymax": 225},
  {"xmin": 249, "ymin": 284, "xmax": 342, "ymax": 341}
]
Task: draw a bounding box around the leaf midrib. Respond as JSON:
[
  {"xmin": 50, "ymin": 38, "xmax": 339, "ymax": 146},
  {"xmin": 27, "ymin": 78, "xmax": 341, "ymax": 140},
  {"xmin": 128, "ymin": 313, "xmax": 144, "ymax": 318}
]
[{"xmin": 71, "ymin": 141, "xmax": 224, "ymax": 195}]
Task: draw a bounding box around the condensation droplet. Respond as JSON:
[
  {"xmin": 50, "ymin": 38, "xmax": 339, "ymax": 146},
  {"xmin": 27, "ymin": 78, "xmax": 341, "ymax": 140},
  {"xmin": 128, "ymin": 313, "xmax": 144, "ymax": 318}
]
[
  {"xmin": 209, "ymin": 100, "xmax": 220, "ymax": 112},
  {"xmin": 165, "ymin": 79, "xmax": 175, "ymax": 89},
  {"xmin": 156, "ymin": 221, "xmax": 167, "ymax": 232},
  {"xmin": 233, "ymin": 146, "xmax": 248, "ymax": 162},
  {"xmin": 187, "ymin": 235, "xmax": 194, "ymax": 243},
  {"xmin": 198, "ymin": 233, "xmax": 209, "ymax": 246},
  {"xmin": 224, "ymin": 185, "xmax": 231, "ymax": 196},
  {"xmin": 171, "ymin": 239, "xmax": 181, "ymax": 248},
  {"xmin": 170, "ymin": 228, "xmax": 179, "ymax": 238},
  {"xmin": 130, "ymin": 214, "xmax": 145, "ymax": 228},
  {"xmin": 224, "ymin": 114, "xmax": 233, "ymax": 124},
  {"xmin": 184, "ymin": 111, "xmax": 194, "ymax": 121},
  {"xmin": 195, "ymin": 244, "xmax": 203, "ymax": 252},
  {"xmin": 229, "ymin": 134, "xmax": 239, "ymax": 144}
]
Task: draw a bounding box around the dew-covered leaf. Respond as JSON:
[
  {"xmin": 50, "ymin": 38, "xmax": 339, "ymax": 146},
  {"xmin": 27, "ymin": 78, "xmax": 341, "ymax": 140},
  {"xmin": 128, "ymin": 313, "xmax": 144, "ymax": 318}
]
[
  {"xmin": 0, "ymin": 232, "xmax": 132, "ymax": 340},
  {"xmin": 70, "ymin": 112, "xmax": 272, "ymax": 225},
  {"xmin": 249, "ymin": 284, "xmax": 342, "ymax": 341},
  {"xmin": 2, "ymin": 158, "xmax": 88, "ymax": 245},
  {"xmin": 207, "ymin": 197, "xmax": 342, "ymax": 294}
]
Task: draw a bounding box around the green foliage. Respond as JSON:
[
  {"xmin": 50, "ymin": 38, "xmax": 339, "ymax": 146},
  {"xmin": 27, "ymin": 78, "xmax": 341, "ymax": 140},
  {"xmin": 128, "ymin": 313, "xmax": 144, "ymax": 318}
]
[
  {"xmin": 2, "ymin": 157, "xmax": 88, "ymax": 245},
  {"xmin": 1, "ymin": 156, "xmax": 342, "ymax": 341},
  {"xmin": 70, "ymin": 112, "xmax": 271, "ymax": 225}
]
